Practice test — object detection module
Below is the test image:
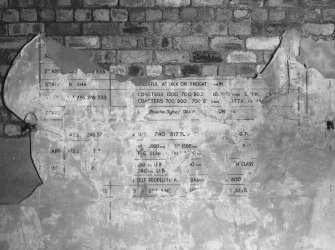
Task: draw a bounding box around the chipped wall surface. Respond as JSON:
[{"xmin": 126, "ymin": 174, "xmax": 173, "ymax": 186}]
[{"xmin": 1, "ymin": 30, "xmax": 335, "ymax": 250}]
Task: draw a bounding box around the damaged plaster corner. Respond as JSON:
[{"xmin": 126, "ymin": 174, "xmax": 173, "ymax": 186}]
[
  {"xmin": 45, "ymin": 35, "xmax": 102, "ymax": 74},
  {"xmin": 259, "ymin": 29, "xmax": 301, "ymax": 90}
]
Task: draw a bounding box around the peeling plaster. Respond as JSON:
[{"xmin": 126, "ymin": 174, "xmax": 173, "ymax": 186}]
[{"xmin": 1, "ymin": 30, "xmax": 335, "ymax": 249}]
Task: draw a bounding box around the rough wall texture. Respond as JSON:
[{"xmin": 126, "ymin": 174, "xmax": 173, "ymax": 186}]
[{"xmin": 0, "ymin": 0, "xmax": 334, "ymax": 136}]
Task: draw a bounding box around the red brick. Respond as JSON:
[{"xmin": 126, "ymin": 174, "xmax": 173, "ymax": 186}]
[
  {"xmin": 120, "ymin": 0, "xmax": 154, "ymax": 7},
  {"xmin": 0, "ymin": 24, "xmax": 7, "ymax": 36},
  {"xmin": 111, "ymin": 9, "xmax": 128, "ymax": 22},
  {"xmin": 101, "ymin": 35, "xmax": 137, "ymax": 49},
  {"xmin": 228, "ymin": 22, "xmax": 251, "ymax": 35},
  {"xmin": 84, "ymin": 0, "xmax": 118, "ymax": 6},
  {"xmin": 155, "ymin": 22, "xmax": 191, "ymax": 37},
  {"xmin": 4, "ymin": 124, "xmax": 22, "ymax": 136},
  {"xmin": 155, "ymin": 51, "xmax": 189, "ymax": 63},
  {"xmin": 56, "ymin": 9, "xmax": 73, "ymax": 22},
  {"xmin": 269, "ymin": 9, "xmax": 285, "ymax": 21},
  {"xmin": 75, "ymin": 9, "xmax": 91, "ymax": 22},
  {"xmin": 20, "ymin": 8, "xmax": 37, "ymax": 21},
  {"xmin": 164, "ymin": 65, "xmax": 181, "ymax": 77},
  {"xmin": 192, "ymin": 0, "xmax": 225, "ymax": 6},
  {"xmin": 90, "ymin": 50, "xmax": 116, "ymax": 64},
  {"xmin": 117, "ymin": 50, "xmax": 152, "ymax": 63},
  {"xmin": 192, "ymin": 22, "xmax": 227, "ymax": 36},
  {"xmin": 38, "ymin": 9, "xmax": 55, "ymax": 22},
  {"xmin": 10, "ymin": 0, "xmax": 33, "ymax": 7},
  {"xmin": 251, "ymin": 8, "xmax": 268, "ymax": 21},
  {"xmin": 146, "ymin": 9, "xmax": 162, "ymax": 21},
  {"xmin": 180, "ymin": 7, "xmax": 197, "ymax": 21},
  {"xmin": 65, "ymin": 36, "xmax": 100, "ymax": 49},
  {"xmin": 197, "ymin": 7, "xmax": 215, "ymax": 21},
  {"xmin": 173, "ymin": 36, "xmax": 208, "ymax": 50},
  {"xmin": 163, "ymin": 8, "xmax": 179, "ymax": 21},
  {"xmin": 216, "ymin": 8, "xmax": 232, "ymax": 21},
  {"xmin": 0, "ymin": 0, "xmax": 8, "ymax": 8},
  {"xmin": 202, "ymin": 65, "xmax": 217, "ymax": 76},
  {"xmin": 0, "ymin": 37, "xmax": 27, "ymax": 49},
  {"xmin": 8, "ymin": 23, "xmax": 44, "ymax": 36},
  {"xmin": 93, "ymin": 9, "xmax": 110, "ymax": 21},
  {"xmin": 45, "ymin": 23, "xmax": 81, "ymax": 35},
  {"xmin": 129, "ymin": 8, "xmax": 145, "ymax": 22},
  {"xmin": 156, "ymin": 0, "xmax": 190, "ymax": 7},
  {"xmin": 83, "ymin": 23, "xmax": 119, "ymax": 35},
  {"xmin": 2, "ymin": 9, "xmax": 19, "ymax": 22}
]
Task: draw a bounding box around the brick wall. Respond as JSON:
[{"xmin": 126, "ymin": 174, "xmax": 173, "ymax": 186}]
[{"xmin": 0, "ymin": 0, "xmax": 334, "ymax": 137}]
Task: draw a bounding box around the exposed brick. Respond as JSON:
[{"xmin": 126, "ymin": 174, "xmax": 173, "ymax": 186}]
[
  {"xmin": 83, "ymin": 23, "xmax": 119, "ymax": 35},
  {"xmin": 192, "ymin": 0, "xmax": 226, "ymax": 6},
  {"xmin": 155, "ymin": 51, "xmax": 189, "ymax": 63},
  {"xmin": 163, "ymin": 8, "xmax": 179, "ymax": 21},
  {"xmin": 65, "ymin": 36, "xmax": 100, "ymax": 48},
  {"xmin": 180, "ymin": 7, "xmax": 197, "ymax": 21},
  {"xmin": 227, "ymin": 51, "xmax": 256, "ymax": 63},
  {"xmin": 74, "ymin": 9, "xmax": 91, "ymax": 21},
  {"xmin": 38, "ymin": 9, "xmax": 55, "ymax": 22},
  {"xmin": 256, "ymin": 64, "xmax": 266, "ymax": 73},
  {"xmin": 146, "ymin": 9, "xmax": 162, "ymax": 21},
  {"xmin": 192, "ymin": 51, "xmax": 222, "ymax": 63},
  {"xmin": 117, "ymin": 50, "xmax": 152, "ymax": 63},
  {"xmin": 2, "ymin": 9, "xmax": 19, "ymax": 22},
  {"xmin": 182, "ymin": 64, "xmax": 200, "ymax": 76},
  {"xmin": 192, "ymin": 22, "xmax": 227, "ymax": 36},
  {"xmin": 0, "ymin": 37, "xmax": 26, "ymax": 49},
  {"xmin": 20, "ymin": 9, "xmax": 37, "ymax": 21},
  {"xmin": 173, "ymin": 36, "xmax": 208, "ymax": 50},
  {"xmin": 285, "ymin": 8, "xmax": 304, "ymax": 22},
  {"xmin": 122, "ymin": 23, "xmax": 150, "ymax": 34},
  {"xmin": 146, "ymin": 65, "xmax": 162, "ymax": 77},
  {"xmin": 4, "ymin": 124, "xmax": 22, "ymax": 136},
  {"xmin": 323, "ymin": 9, "xmax": 335, "ymax": 21},
  {"xmin": 164, "ymin": 65, "xmax": 181, "ymax": 77},
  {"xmin": 0, "ymin": 106, "xmax": 10, "ymax": 121},
  {"xmin": 264, "ymin": 0, "xmax": 293, "ymax": 7},
  {"xmin": 302, "ymin": 23, "xmax": 334, "ymax": 36},
  {"xmin": 269, "ymin": 9, "xmax": 285, "ymax": 21},
  {"xmin": 219, "ymin": 64, "xmax": 236, "ymax": 76},
  {"xmin": 111, "ymin": 9, "xmax": 128, "ymax": 22},
  {"xmin": 56, "ymin": 9, "xmax": 73, "ymax": 22},
  {"xmin": 202, "ymin": 65, "xmax": 217, "ymax": 76},
  {"xmin": 0, "ymin": 0, "xmax": 8, "ymax": 8},
  {"xmin": 8, "ymin": 23, "xmax": 44, "ymax": 36},
  {"xmin": 0, "ymin": 50, "xmax": 16, "ymax": 64},
  {"xmin": 45, "ymin": 0, "xmax": 71, "ymax": 7},
  {"xmin": 90, "ymin": 50, "xmax": 116, "ymax": 64},
  {"xmin": 110, "ymin": 64, "xmax": 127, "ymax": 75},
  {"xmin": 93, "ymin": 9, "xmax": 109, "ymax": 21},
  {"xmin": 251, "ymin": 8, "xmax": 268, "ymax": 21},
  {"xmin": 237, "ymin": 64, "xmax": 257, "ymax": 78},
  {"xmin": 101, "ymin": 36, "xmax": 137, "ymax": 49},
  {"xmin": 156, "ymin": 0, "xmax": 190, "ymax": 7},
  {"xmin": 119, "ymin": 0, "xmax": 155, "ymax": 7},
  {"xmin": 128, "ymin": 65, "xmax": 144, "ymax": 77},
  {"xmin": 137, "ymin": 36, "xmax": 172, "ymax": 49},
  {"xmin": 210, "ymin": 36, "xmax": 244, "ymax": 50},
  {"xmin": 264, "ymin": 50, "xmax": 274, "ymax": 63},
  {"xmin": 45, "ymin": 23, "xmax": 81, "ymax": 35},
  {"xmin": 155, "ymin": 22, "xmax": 191, "ymax": 37},
  {"xmin": 228, "ymin": 22, "xmax": 251, "ymax": 35},
  {"xmin": 10, "ymin": 0, "xmax": 33, "ymax": 7},
  {"xmin": 234, "ymin": 9, "xmax": 249, "ymax": 19},
  {"xmin": 129, "ymin": 8, "xmax": 145, "ymax": 22},
  {"xmin": 216, "ymin": 8, "xmax": 232, "ymax": 21},
  {"xmin": 246, "ymin": 37, "xmax": 280, "ymax": 50},
  {"xmin": 304, "ymin": 9, "xmax": 321, "ymax": 22},
  {"xmin": 252, "ymin": 22, "xmax": 300, "ymax": 36},
  {"xmin": 70, "ymin": 0, "xmax": 83, "ymax": 8},
  {"xmin": 84, "ymin": 0, "xmax": 117, "ymax": 6},
  {"xmin": 197, "ymin": 7, "xmax": 215, "ymax": 21},
  {"xmin": 0, "ymin": 24, "xmax": 7, "ymax": 36}
]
